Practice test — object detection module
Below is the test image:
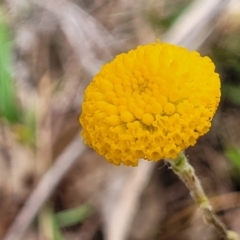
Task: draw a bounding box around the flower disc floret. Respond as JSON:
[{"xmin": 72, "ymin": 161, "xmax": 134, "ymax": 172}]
[{"xmin": 80, "ymin": 42, "xmax": 221, "ymax": 166}]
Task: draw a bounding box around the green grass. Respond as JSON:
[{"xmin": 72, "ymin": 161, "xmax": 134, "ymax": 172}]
[
  {"xmin": 54, "ymin": 204, "xmax": 94, "ymax": 228},
  {"xmin": 225, "ymin": 146, "xmax": 240, "ymax": 175},
  {"xmin": 0, "ymin": 11, "xmax": 21, "ymax": 123}
]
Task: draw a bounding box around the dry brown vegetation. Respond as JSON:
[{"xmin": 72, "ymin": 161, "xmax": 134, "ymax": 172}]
[{"xmin": 1, "ymin": 0, "xmax": 240, "ymax": 240}]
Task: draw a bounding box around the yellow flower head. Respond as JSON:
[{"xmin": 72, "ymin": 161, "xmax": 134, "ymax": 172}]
[{"xmin": 80, "ymin": 42, "xmax": 221, "ymax": 166}]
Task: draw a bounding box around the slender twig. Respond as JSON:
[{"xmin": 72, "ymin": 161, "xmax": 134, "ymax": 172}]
[
  {"xmin": 162, "ymin": 0, "xmax": 231, "ymax": 49},
  {"xmin": 2, "ymin": 135, "xmax": 86, "ymax": 240},
  {"xmin": 30, "ymin": 0, "xmax": 120, "ymax": 75},
  {"xmin": 103, "ymin": 161, "xmax": 155, "ymax": 240}
]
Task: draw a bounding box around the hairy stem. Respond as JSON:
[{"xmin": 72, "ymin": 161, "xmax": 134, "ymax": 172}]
[{"xmin": 165, "ymin": 152, "xmax": 239, "ymax": 240}]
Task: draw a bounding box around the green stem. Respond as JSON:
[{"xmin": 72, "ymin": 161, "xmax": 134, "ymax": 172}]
[{"xmin": 165, "ymin": 152, "xmax": 239, "ymax": 240}]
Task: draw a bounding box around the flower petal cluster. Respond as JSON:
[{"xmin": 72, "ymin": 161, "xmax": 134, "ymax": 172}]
[{"xmin": 80, "ymin": 42, "xmax": 221, "ymax": 166}]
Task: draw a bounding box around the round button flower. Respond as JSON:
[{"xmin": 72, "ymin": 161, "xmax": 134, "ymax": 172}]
[{"xmin": 79, "ymin": 42, "xmax": 221, "ymax": 166}]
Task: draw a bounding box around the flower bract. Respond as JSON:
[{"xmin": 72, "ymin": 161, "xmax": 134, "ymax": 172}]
[{"xmin": 80, "ymin": 42, "xmax": 221, "ymax": 166}]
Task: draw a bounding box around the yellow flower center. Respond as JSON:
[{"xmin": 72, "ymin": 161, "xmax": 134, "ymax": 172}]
[{"xmin": 80, "ymin": 42, "xmax": 221, "ymax": 166}]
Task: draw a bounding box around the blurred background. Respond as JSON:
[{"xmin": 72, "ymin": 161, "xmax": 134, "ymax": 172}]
[{"xmin": 0, "ymin": 0, "xmax": 240, "ymax": 239}]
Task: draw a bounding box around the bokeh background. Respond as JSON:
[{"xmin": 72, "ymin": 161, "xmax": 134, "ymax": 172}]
[{"xmin": 0, "ymin": 0, "xmax": 240, "ymax": 240}]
